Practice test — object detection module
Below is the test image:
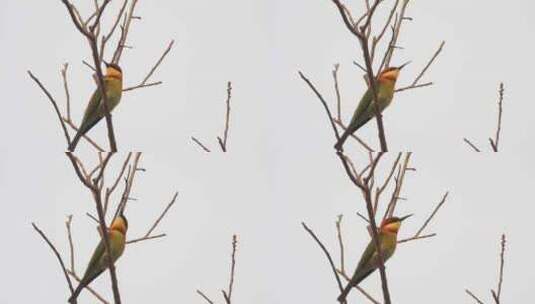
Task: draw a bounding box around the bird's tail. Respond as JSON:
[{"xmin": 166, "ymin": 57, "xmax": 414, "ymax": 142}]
[
  {"xmin": 334, "ymin": 128, "xmax": 353, "ymax": 151},
  {"xmin": 68, "ymin": 118, "xmax": 101, "ymax": 151},
  {"xmin": 68, "ymin": 283, "xmax": 84, "ymax": 303},
  {"xmin": 68, "ymin": 132, "xmax": 83, "ymax": 152},
  {"xmin": 337, "ymin": 282, "xmax": 354, "ymax": 303}
]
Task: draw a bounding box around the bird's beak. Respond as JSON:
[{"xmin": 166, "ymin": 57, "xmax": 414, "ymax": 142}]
[
  {"xmin": 103, "ymin": 60, "xmax": 110, "ymax": 68},
  {"xmin": 398, "ymin": 61, "xmax": 411, "ymax": 70},
  {"xmin": 399, "ymin": 214, "xmax": 413, "ymax": 222}
]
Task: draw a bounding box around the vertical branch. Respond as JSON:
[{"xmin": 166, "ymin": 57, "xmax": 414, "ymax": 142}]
[
  {"xmin": 198, "ymin": 235, "xmax": 240, "ymax": 304},
  {"xmin": 218, "ymin": 82, "xmax": 233, "ymax": 152},
  {"xmin": 464, "ymin": 83, "xmax": 505, "ymax": 152},
  {"xmin": 335, "ymin": 215, "xmax": 346, "ymax": 274},
  {"xmin": 331, "ymin": 0, "xmax": 388, "ymax": 151},
  {"xmin": 222, "ymin": 235, "xmax": 238, "ymax": 304},
  {"xmin": 61, "ymin": 63, "xmax": 72, "ymax": 121},
  {"xmin": 492, "ymin": 234, "xmax": 506, "ymax": 303},
  {"xmin": 333, "ymin": 64, "xmax": 342, "ymax": 121},
  {"xmin": 466, "ymin": 234, "xmax": 507, "ymax": 304},
  {"xmin": 489, "ymin": 83, "xmax": 505, "ymax": 152},
  {"xmin": 66, "ymin": 215, "xmax": 76, "ymax": 273},
  {"xmin": 61, "ymin": 0, "xmax": 117, "ymax": 152}
]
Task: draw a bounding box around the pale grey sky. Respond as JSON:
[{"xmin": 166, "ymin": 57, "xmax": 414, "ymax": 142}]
[{"xmin": 1, "ymin": 0, "xmax": 535, "ymax": 303}]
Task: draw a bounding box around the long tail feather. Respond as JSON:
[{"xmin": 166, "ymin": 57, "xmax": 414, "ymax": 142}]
[{"xmin": 68, "ymin": 118, "xmax": 101, "ymax": 151}]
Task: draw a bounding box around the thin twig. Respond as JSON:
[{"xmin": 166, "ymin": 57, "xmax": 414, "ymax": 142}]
[
  {"xmin": 191, "ymin": 136, "xmax": 212, "ymax": 152},
  {"xmin": 222, "ymin": 235, "xmax": 238, "ymax": 304},
  {"xmin": 28, "ymin": 71, "xmax": 72, "ymax": 148},
  {"xmin": 413, "ymin": 192, "xmax": 448, "ymax": 237},
  {"xmin": 144, "ymin": 192, "xmax": 178, "ymax": 238},
  {"xmin": 463, "ymin": 138, "xmax": 481, "ymax": 152},
  {"xmin": 490, "ymin": 83, "xmax": 505, "ymax": 152},
  {"xmin": 197, "ymin": 290, "xmax": 216, "ymax": 304},
  {"xmin": 466, "ymin": 289, "xmax": 486, "ymax": 304},
  {"xmin": 333, "ymin": 64, "xmax": 342, "ymax": 121},
  {"xmin": 411, "ymin": 41, "xmax": 444, "ymax": 85},
  {"xmin": 299, "ymin": 72, "xmax": 341, "ymax": 140},
  {"xmin": 494, "ymin": 234, "xmax": 506, "ymax": 303},
  {"xmin": 217, "ymin": 82, "xmax": 233, "ymax": 152},
  {"xmin": 142, "ymin": 40, "xmax": 174, "ymax": 85},
  {"xmin": 335, "ymin": 215, "xmax": 346, "ymax": 274},
  {"xmin": 65, "ymin": 215, "xmax": 76, "ymax": 273},
  {"xmin": 32, "ymin": 223, "xmax": 75, "ymax": 294},
  {"xmin": 126, "ymin": 233, "xmax": 167, "ymax": 245},
  {"xmin": 105, "ymin": 153, "xmax": 133, "ymax": 213},
  {"xmin": 302, "ymin": 222, "xmax": 345, "ymax": 297},
  {"xmin": 397, "ymin": 233, "xmax": 437, "ymax": 244},
  {"xmin": 61, "ymin": 63, "xmax": 72, "ymax": 121},
  {"xmin": 123, "ymin": 81, "xmax": 162, "ymax": 92}
]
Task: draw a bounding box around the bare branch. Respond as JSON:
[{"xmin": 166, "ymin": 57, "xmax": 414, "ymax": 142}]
[
  {"xmin": 222, "ymin": 235, "xmax": 238, "ymax": 304},
  {"xmin": 335, "ymin": 215, "xmax": 346, "ymax": 274},
  {"xmin": 413, "ymin": 192, "xmax": 448, "ymax": 237},
  {"xmin": 28, "ymin": 71, "xmax": 71, "ymax": 148},
  {"xmin": 466, "ymin": 234, "xmax": 507, "ymax": 304},
  {"xmin": 197, "ymin": 290, "xmax": 216, "ymax": 304},
  {"xmin": 397, "ymin": 233, "xmax": 437, "ymax": 244},
  {"xmin": 302, "ymin": 222, "xmax": 346, "ymax": 298},
  {"xmin": 493, "ymin": 234, "xmax": 506, "ymax": 303},
  {"xmin": 32, "ymin": 223, "xmax": 75, "ymax": 295},
  {"xmin": 191, "ymin": 136, "xmax": 212, "ymax": 152},
  {"xmin": 143, "ymin": 40, "xmax": 174, "ymax": 85},
  {"xmin": 399, "ymin": 41, "xmax": 445, "ymax": 92},
  {"xmin": 60, "ymin": 63, "xmax": 72, "ymax": 121},
  {"xmin": 465, "ymin": 83, "xmax": 505, "ymax": 152},
  {"xmin": 143, "ymin": 192, "xmax": 178, "ymax": 238},
  {"xmin": 463, "ymin": 138, "xmax": 481, "ymax": 152},
  {"xmin": 126, "ymin": 233, "xmax": 167, "ymax": 245},
  {"xmin": 490, "ymin": 83, "xmax": 505, "ymax": 152},
  {"xmin": 217, "ymin": 82, "xmax": 233, "ymax": 152},
  {"xmin": 65, "ymin": 215, "xmax": 76, "ymax": 273},
  {"xmin": 466, "ymin": 289, "xmax": 486, "ymax": 304},
  {"xmin": 123, "ymin": 81, "xmax": 162, "ymax": 92},
  {"xmin": 299, "ymin": 71, "xmax": 341, "ymax": 141},
  {"xmin": 333, "ymin": 64, "xmax": 342, "ymax": 121}
]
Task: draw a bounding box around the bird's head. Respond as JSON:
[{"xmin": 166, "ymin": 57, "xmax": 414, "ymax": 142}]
[
  {"xmin": 110, "ymin": 214, "xmax": 128, "ymax": 235},
  {"xmin": 380, "ymin": 214, "xmax": 412, "ymax": 234},
  {"xmin": 377, "ymin": 62, "xmax": 409, "ymax": 84},
  {"xmin": 104, "ymin": 61, "xmax": 123, "ymax": 80}
]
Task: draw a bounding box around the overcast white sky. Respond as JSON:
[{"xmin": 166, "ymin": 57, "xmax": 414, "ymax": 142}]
[{"xmin": 1, "ymin": 0, "xmax": 535, "ymax": 303}]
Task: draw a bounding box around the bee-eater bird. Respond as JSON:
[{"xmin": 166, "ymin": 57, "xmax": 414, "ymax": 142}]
[
  {"xmin": 68, "ymin": 62, "xmax": 123, "ymax": 151},
  {"xmin": 334, "ymin": 63, "xmax": 408, "ymax": 150},
  {"xmin": 68, "ymin": 214, "xmax": 128, "ymax": 303},
  {"xmin": 337, "ymin": 214, "xmax": 412, "ymax": 302}
]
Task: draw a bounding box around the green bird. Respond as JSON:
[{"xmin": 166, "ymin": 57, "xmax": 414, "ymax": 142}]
[
  {"xmin": 334, "ymin": 63, "xmax": 408, "ymax": 150},
  {"xmin": 338, "ymin": 214, "xmax": 412, "ymax": 302},
  {"xmin": 68, "ymin": 214, "xmax": 128, "ymax": 303},
  {"xmin": 68, "ymin": 62, "xmax": 123, "ymax": 151}
]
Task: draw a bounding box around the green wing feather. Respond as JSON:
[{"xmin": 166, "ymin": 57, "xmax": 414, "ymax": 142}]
[
  {"xmin": 348, "ymin": 88, "xmax": 373, "ymax": 131},
  {"xmin": 80, "ymin": 88, "xmax": 103, "ymax": 131},
  {"xmin": 352, "ymin": 236, "xmax": 379, "ymax": 283},
  {"xmin": 80, "ymin": 238, "xmax": 106, "ymax": 283}
]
